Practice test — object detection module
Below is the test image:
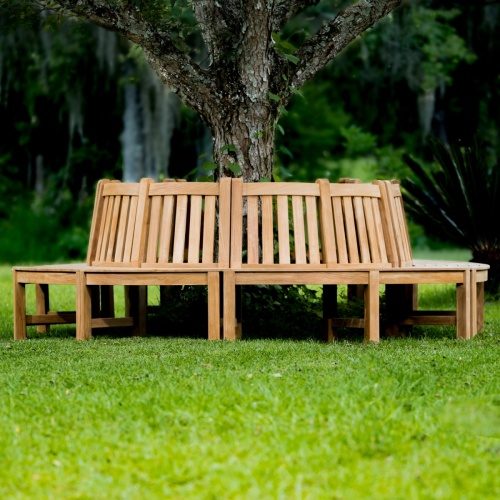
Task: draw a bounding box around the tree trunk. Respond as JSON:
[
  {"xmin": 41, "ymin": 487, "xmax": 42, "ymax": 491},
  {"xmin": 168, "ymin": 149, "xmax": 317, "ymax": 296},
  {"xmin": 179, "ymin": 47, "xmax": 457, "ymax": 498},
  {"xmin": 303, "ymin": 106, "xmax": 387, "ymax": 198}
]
[{"xmin": 207, "ymin": 103, "xmax": 279, "ymax": 182}]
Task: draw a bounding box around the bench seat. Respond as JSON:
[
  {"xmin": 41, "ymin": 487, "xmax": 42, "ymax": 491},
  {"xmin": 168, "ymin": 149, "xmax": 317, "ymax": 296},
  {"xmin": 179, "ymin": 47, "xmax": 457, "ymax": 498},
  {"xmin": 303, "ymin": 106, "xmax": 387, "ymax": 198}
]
[
  {"xmin": 13, "ymin": 179, "xmax": 152, "ymax": 340},
  {"xmin": 376, "ymin": 180, "xmax": 489, "ymax": 339},
  {"xmin": 223, "ymin": 179, "xmax": 393, "ymax": 342}
]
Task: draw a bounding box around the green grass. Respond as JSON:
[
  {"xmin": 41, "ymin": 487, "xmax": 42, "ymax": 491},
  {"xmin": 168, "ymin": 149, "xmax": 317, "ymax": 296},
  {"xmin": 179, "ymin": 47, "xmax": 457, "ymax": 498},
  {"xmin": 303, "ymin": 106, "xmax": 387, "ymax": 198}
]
[{"xmin": 0, "ymin": 266, "xmax": 499, "ymax": 499}]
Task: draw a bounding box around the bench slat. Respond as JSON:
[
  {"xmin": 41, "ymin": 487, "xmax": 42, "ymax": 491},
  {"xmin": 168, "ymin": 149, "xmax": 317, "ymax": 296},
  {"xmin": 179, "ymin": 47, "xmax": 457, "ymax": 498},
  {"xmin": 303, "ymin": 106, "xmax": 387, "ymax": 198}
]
[
  {"xmin": 330, "ymin": 184, "xmax": 380, "ymax": 197},
  {"xmin": 99, "ymin": 196, "xmax": 115, "ymax": 262},
  {"xmin": 95, "ymin": 195, "xmax": 110, "ymax": 263},
  {"xmin": 147, "ymin": 195, "xmax": 163, "ymax": 263},
  {"xmin": 292, "ymin": 196, "xmax": 307, "ymax": 264},
  {"xmin": 172, "ymin": 195, "xmax": 188, "ymax": 263},
  {"xmin": 123, "ymin": 196, "xmax": 139, "ymax": 263},
  {"xmin": 202, "ymin": 196, "xmax": 216, "ymax": 264},
  {"xmin": 262, "ymin": 195, "xmax": 274, "ymax": 264},
  {"xmin": 114, "ymin": 196, "xmax": 130, "ymax": 262},
  {"xmin": 187, "ymin": 195, "xmax": 203, "ymax": 263},
  {"xmin": 87, "ymin": 179, "xmax": 108, "ymax": 265},
  {"xmin": 102, "ymin": 183, "xmax": 140, "ymax": 196},
  {"xmin": 243, "ymin": 183, "xmax": 319, "ymax": 196},
  {"xmin": 371, "ymin": 197, "xmax": 388, "ymax": 264},
  {"xmin": 305, "ymin": 196, "xmax": 320, "ymax": 264},
  {"xmin": 158, "ymin": 195, "xmax": 175, "ymax": 263},
  {"xmin": 106, "ymin": 196, "xmax": 122, "ymax": 262},
  {"xmin": 353, "ymin": 196, "xmax": 370, "ymax": 263},
  {"xmin": 363, "ymin": 197, "xmax": 380, "ymax": 263},
  {"xmin": 277, "ymin": 195, "xmax": 290, "ymax": 264},
  {"xmin": 150, "ymin": 183, "xmax": 220, "ymax": 196},
  {"xmin": 247, "ymin": 196, "xmax": 259, "ymax": 264}
]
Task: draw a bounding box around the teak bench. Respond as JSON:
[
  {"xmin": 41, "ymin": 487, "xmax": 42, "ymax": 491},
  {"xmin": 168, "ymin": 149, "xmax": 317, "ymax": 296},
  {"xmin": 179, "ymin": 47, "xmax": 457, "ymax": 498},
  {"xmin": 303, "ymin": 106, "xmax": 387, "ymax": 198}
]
[
  {"xmin": 77, "ymin": 178, "xmax": 231, "ymax": 341},
  {"xmin": 13, "ymin": 178, "xmax": 153, "ymax": 340},
  {"xmin": 375, "ymin": 179, "xmax": 489, "ymax": 339},
  {"xmin": 222, "ymin": 179, "xmax": 393, "ymax": 342},
  {"xmin": 13, "ymin": 177, "xmax": 488, "ymax": 342}
]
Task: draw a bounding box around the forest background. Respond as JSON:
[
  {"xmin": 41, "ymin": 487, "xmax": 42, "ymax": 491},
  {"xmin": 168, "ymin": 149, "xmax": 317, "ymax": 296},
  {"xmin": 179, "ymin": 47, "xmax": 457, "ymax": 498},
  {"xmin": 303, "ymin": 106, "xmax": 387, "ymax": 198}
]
[{"xmin": 0, "ymin": 0, "xmax": 498, "ymax": 265}]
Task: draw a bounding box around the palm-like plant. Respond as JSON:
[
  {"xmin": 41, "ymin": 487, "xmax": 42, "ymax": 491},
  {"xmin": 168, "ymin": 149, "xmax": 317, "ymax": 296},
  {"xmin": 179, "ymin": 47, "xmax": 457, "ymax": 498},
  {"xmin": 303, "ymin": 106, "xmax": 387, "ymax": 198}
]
[{"xmin": 402, "ymin": 138, "xmax": 500, "ymax": 294}]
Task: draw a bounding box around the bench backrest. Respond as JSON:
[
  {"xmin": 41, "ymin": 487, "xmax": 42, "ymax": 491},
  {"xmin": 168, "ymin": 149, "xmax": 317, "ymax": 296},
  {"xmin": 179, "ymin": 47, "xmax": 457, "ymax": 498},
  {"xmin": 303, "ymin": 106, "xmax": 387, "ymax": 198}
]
[
  {"xmin": 141, "ymin": 178, "xmax": 231, "ymax": 268},
  {"xmin": 321, "ymin": 181, "xmax": 391, "ymax": 268},
  {"xmin": 230, "ymin": 179, "xmax": 392, "ymax": 269},
  {"xmin": 87, "ymin": 178, "xmax": 152, "ymax": 266},
  {"xmin": 230, "ymin": 179, "xmax": 326, "ymax": 268},
  {"xmin": 86, "ymin": 177, "xmax": 406, "ymax": 270},
  {"xmin": 374, "ymin": 180, "xmax": 413, "ymax": 267}
]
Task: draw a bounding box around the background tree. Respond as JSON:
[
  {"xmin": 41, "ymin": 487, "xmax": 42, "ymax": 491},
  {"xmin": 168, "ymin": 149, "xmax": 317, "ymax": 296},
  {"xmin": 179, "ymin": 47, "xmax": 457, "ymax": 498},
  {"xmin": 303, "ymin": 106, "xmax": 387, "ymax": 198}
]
[
  {"xmin": 1, "ymin": 0, "xmax": 404, "ymax": 181},
  {"xmin": 275, "ymin": 0, "xmax": 481, "ymax": 181}
]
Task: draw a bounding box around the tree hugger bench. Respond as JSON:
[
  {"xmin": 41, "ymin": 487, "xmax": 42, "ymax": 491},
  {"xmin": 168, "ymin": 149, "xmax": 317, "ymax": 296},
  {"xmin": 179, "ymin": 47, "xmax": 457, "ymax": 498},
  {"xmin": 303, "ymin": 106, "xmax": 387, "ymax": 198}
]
[
  {"xmin": 13, "ymin": 178, "xmax": 232, "ymax": 341},
  {"xmin": 76, "ymin": 178, "xmax": 231, "ymax": 341},
  {"xmin": 223, "ymin": 179, "xmax": 393, "ymax": 342},
  {"xmin": 13, "ymin": 178, "xmax": 152, "ymax": 340},
  {"xmin": 375, "ymin": 179, "xmax": 489, "ymax": 339},
  {"xmin": 14, "ymin": 177, "xmax": 488, "ymax": 342}
]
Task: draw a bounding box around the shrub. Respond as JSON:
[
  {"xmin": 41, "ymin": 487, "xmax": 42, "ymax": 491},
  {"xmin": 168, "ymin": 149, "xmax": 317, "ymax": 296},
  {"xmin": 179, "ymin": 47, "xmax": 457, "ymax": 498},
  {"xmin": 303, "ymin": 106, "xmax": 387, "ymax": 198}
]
[{"xmin": 402, "ymin": 138, "xmax": 500, "ymax": 295}]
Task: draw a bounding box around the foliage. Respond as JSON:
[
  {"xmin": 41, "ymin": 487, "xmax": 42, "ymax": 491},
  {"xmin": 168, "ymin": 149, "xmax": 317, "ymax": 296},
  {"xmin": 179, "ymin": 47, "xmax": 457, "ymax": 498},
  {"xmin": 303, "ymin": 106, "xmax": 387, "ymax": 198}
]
[
  {"xmin": 0, "ymin": 188, "xmax": 92, "ymax": 263},
  {"xmin": 402, "ymin": 138, "xmax": 500, "ymax": 294},
  {"xmin": 275, "ymin": 1, "xmax": 478, "ymax": 182},
  {"xmin": 148, "ymin": 284, "xmax": 324, "ymax": 340},
  {"xmin": 240, "ymin": 285, "xmax": 324, "ymax": 340}
]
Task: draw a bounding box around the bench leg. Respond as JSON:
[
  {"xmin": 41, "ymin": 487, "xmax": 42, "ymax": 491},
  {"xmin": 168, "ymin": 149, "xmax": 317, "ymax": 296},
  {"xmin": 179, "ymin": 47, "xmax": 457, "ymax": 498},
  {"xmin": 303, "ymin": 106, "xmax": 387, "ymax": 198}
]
[
  {"xmin": 13, "ymin": 270, "xmax": 27, "ymax": 340},
  {"xmin": 364, "ymin": 271, "xmax": 380, "ymax": 343},
  {"xmin": 35, "ymin": 284, "xmax": 50, "ymax": 333},
  {"xmin": 207, "ymin": 272, "xmax": 221, "ymax": 340},
  {"xmin": 223, "ymin": 271, "xmax": 236, "ymax": 340},
  {"xmin": 126, "ymin": 286, "xmax": 148, "ymax": 337},
  {"xmin": 470, "ymin": 270, "xmax": 478, "ymax": 338},
  {"xmin": 76, "ymin": 271, "xmax": 92, "ymax": 341},
  {"xmin": 456, "ymin": 270, "xmax": 471, "ymax": 340},
  {"xmin": 470, "ymin": 270, "xmax": 485, "ymax": 336},
  {"xmin": 476, "ymin": 281, "xmax": 485, "ymax": 333},
  {"xmin": 323, "ymin": 284, "xmax": 337, "ymax": 342}
]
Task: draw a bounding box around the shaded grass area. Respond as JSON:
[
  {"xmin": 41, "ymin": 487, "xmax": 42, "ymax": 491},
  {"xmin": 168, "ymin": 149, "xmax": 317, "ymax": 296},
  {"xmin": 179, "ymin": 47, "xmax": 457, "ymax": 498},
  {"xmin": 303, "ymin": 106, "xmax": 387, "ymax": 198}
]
[{"xmin": 0, "ymin": 266, "xmax": 499, "ymax": 499}]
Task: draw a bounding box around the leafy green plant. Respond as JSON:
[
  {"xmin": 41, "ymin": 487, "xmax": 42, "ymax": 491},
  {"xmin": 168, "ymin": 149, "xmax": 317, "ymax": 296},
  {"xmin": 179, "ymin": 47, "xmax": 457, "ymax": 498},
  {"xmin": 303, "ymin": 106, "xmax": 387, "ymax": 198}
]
[
  {"xmin": 402, "ymin": 138, "xmax": 500, "ymax": 295},
  {"xmin": 240, "ymin": 284, "xmax": 323, "ymax": 340}
]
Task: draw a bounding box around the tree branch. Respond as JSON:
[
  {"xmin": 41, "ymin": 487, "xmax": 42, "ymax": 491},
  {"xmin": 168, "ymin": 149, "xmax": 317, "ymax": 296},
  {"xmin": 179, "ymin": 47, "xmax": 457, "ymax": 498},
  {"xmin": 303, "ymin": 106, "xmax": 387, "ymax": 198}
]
[{"xmin": 288, "ymin": 0, "xmax": 403, "ymax": 90}]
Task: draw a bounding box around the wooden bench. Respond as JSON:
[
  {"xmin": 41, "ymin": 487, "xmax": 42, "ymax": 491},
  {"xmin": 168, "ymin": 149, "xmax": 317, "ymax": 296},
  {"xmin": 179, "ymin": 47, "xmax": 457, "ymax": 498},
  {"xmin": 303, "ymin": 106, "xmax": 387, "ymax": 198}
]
[
  {"xmin": 375, "ymin": 179, "xmax": 489, "ymax": 339},
  {"xmin": 13, "ymin": 178, "xmax": 152, "ymax": 340},
  {"xmin": 76, "ymin": 178, "xmax": 231, "ymax": 341},
  {"xmin": 14, "ymin": 177, "xmax": 488, "ymax": 343},
  {"xmin": 223, "ymin": 179, "xmax": 393, "ymax": 342}
]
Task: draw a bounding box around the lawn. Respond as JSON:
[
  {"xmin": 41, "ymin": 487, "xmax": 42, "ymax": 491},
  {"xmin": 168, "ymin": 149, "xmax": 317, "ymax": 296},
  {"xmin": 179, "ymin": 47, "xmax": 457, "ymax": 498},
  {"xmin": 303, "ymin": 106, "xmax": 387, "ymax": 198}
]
[{"xmin": 0, "ymin": 265, "xmax": 499, "ymax": 499}]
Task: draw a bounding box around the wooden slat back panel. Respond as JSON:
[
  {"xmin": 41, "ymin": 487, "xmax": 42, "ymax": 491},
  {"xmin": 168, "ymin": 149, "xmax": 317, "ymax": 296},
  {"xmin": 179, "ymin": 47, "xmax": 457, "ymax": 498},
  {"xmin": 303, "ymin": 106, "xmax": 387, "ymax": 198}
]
[
  {"xmin": 143, "ymin": 179, "xmax": 231, "ymax": 268},
  {"xmin": 230, "ymin": 179, "xmax": 324, "ymax": 267},
  {"xmin": 374, "ymin": 180, "xmax": 413, "ymax": 267},
  {"xmin": 391, "ymin": 181, "xmax": 413, "ymax": 265},
  {"xmin": 89, "ymin": 178, "xmax": 152, "ymax": 267},
  {"xmin": 321, "ymin": 182, "xmax": 390, "ymax": 267}
]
